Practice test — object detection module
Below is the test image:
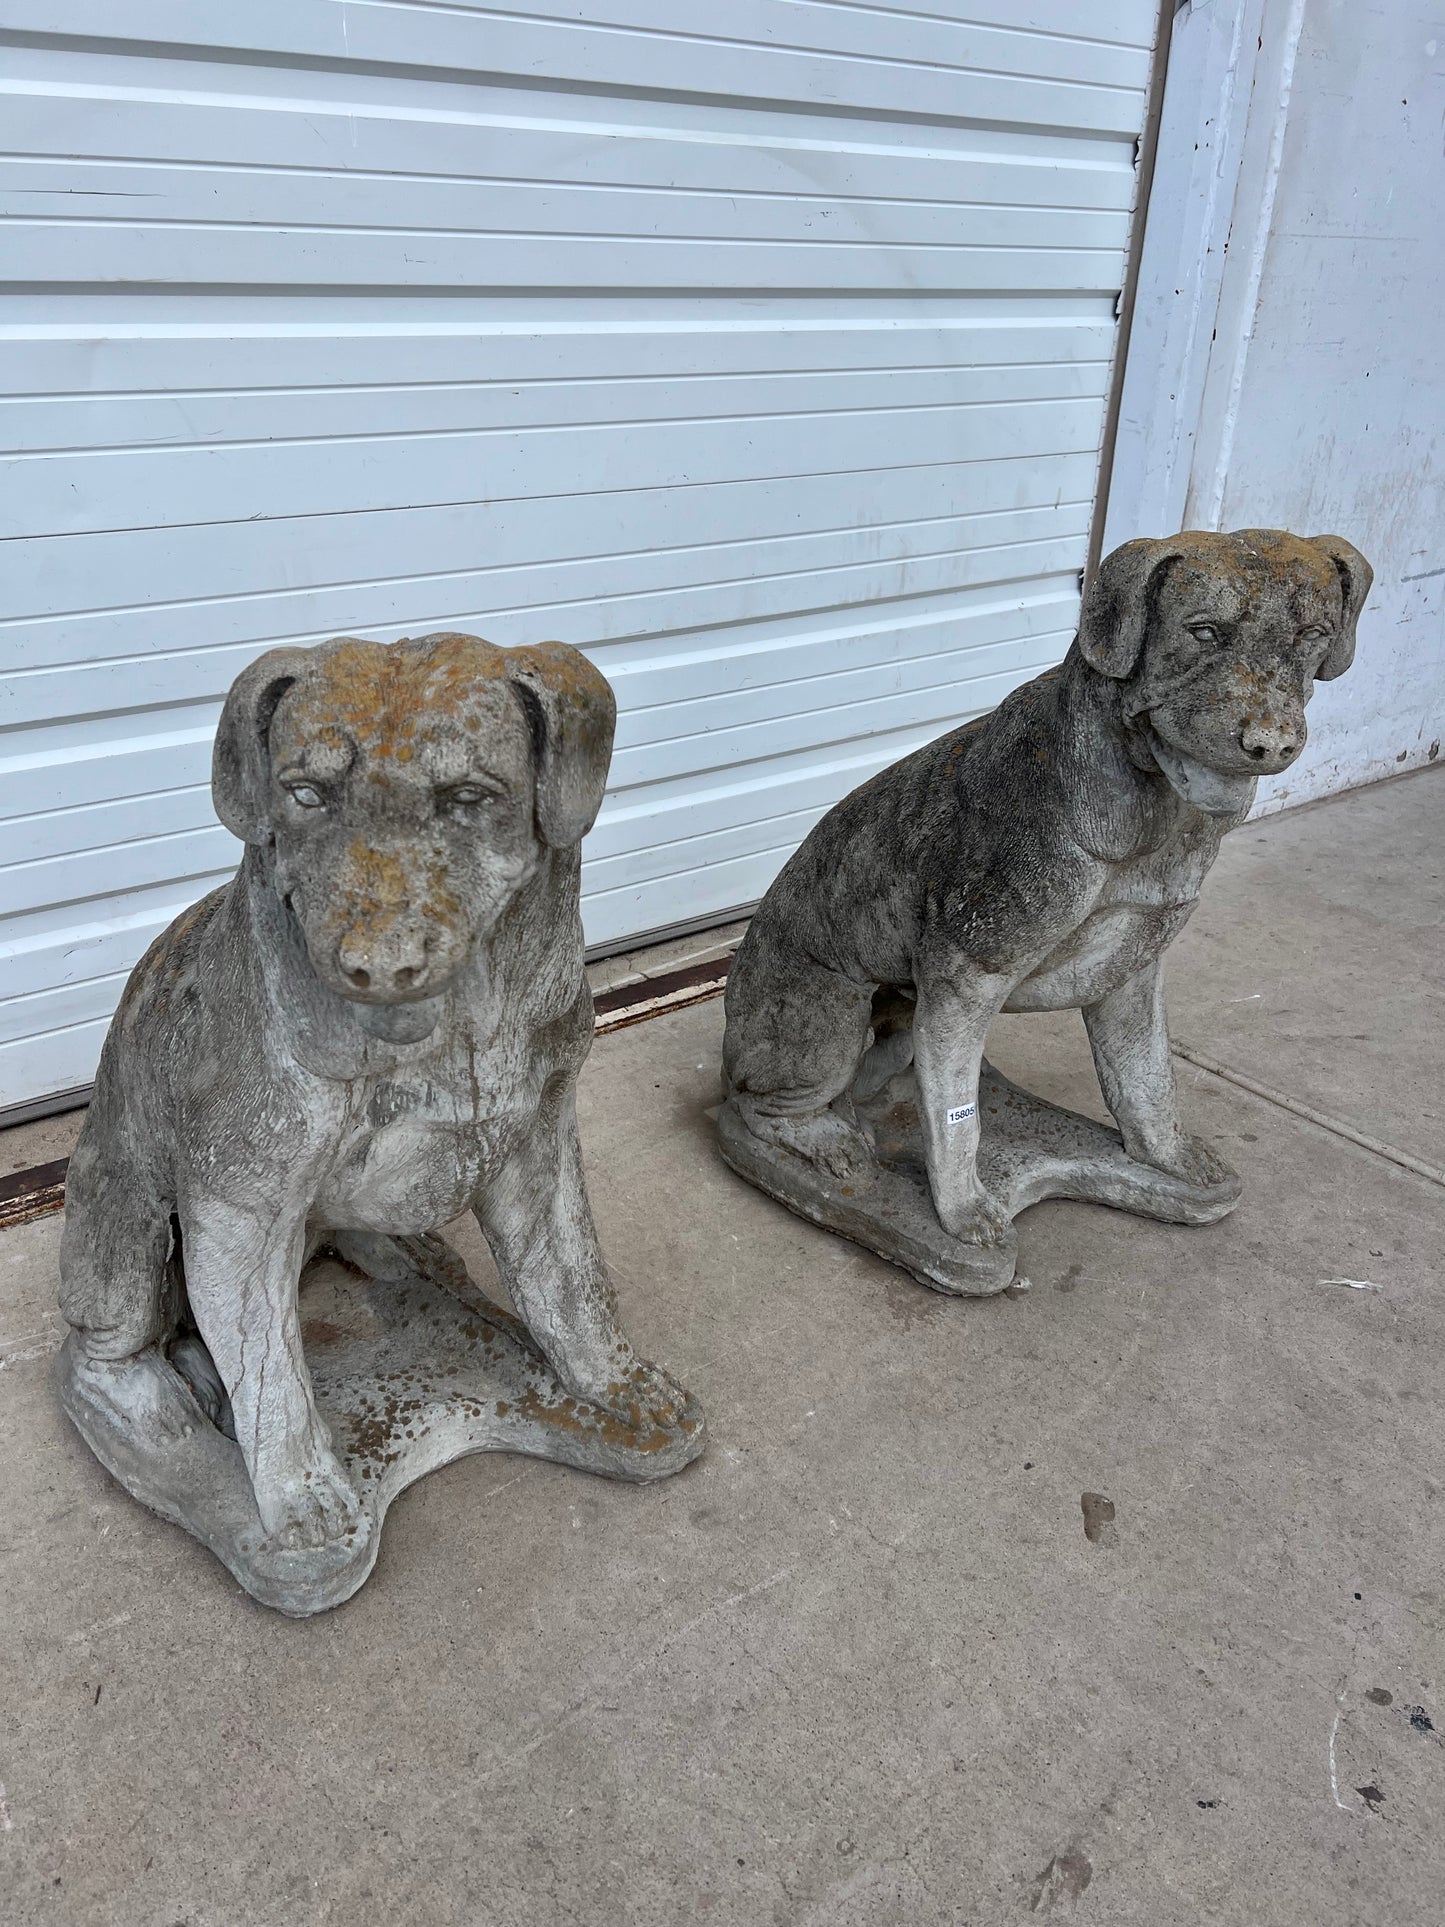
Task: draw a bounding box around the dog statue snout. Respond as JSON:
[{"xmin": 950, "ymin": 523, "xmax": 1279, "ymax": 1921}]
[
  {"xmin": 335, "ymin": 923, "xmax": 434, "ymax": 1002},
  {"xmin": 1238, "ymin": 715, "xmax": 1302, "ymax": 767}
]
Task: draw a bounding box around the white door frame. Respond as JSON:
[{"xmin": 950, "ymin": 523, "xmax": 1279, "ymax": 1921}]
[{"xmin": 1102, "ymin": 0, "xmax": 1310, "ymax": 549}]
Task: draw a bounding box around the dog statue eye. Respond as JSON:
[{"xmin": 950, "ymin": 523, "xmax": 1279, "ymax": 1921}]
[
  {"xmin": 1298, "ymin": 624, "xmax": 1328, "ymax": 641},
  {"xmin": 286, "ymin": 783, "xmax": 326, "ymax": 809},
  {"xmin": 1187, "ymin": 623, "xmax": 1219, "ymax": 644},
  {"xmin": 442, "ymin": 785, "xmax": 494, "ymax": 808}
]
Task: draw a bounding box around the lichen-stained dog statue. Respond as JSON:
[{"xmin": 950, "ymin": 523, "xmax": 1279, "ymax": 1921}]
[
  {"xmin": 58, "ymin": 632, "xmax": 703, "ymax": 1615},
  {"xmin": 720, "ymin": 530, "xmax": 1372, "ymax": 1295}
]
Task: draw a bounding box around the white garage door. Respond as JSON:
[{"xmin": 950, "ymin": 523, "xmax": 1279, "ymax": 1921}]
[{"xmin": 0, "ymin": 1, "xmax": 1157, "ymax": 1115}]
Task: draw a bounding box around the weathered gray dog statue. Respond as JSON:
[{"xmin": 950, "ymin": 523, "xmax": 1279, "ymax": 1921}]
[
  {"xmin": 59, "ymin": 631, "xmax": 703, "ymax": 1615},
  {"xmin": 720, "ymin": 529, "xmax": 1372, "ymax": 1294}
]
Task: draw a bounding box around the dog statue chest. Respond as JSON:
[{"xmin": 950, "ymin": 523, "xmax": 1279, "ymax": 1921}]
[
  {"xmin": 309, "ymin": 1054, "xmax": 522, "ymax": 1234},
  {"xmin": 1006, "ymin": 820, "xmax": 1224, "ymax": 1013},
  {"xmin": 1007, "ymin": 901, "xmax": 1197, "ymax": 1011}
]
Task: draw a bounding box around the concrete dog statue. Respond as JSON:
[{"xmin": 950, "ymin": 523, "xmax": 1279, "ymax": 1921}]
[
  {"xmin": 58, "ymin": 631, "xmax": 703, "ymax": 1613},
  {"xmin": 719, "ymin": 529, "xmax": 1372, "ymax": 1294}
]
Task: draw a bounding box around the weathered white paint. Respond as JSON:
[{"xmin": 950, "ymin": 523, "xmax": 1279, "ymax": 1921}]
[
  {"xmin": 1108, "ymin": 0, "xmax": 1445, "ymax": 812},
  {"xmin": 0, "ymin": 2, "xmax": 1158, "ymax": 1112}
]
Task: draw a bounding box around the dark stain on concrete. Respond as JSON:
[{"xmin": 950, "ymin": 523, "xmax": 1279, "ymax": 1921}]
[
  {"xmin": 1081, "ymin": 1492, "xmax": 1117, "ymax": 1546},
  {"xmin": 1365, "ymin": 1687, "xmax": 1394, "ymax": 1706},
  {"xmin": 1055, "ymin": 1263, "xmax": 1084, "ymax": 1294},
  {"xmin": 1356, "ymin": 1782, "xmax": 1386, "ymax": 1812},
  {"xmin": 1029, "ymin": 1845, "xmax": 1093, "ymax": 1914}
]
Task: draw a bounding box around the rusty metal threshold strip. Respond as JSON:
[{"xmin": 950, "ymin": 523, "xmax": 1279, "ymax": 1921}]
[
  {"xmin": 0, "ymin": 1157, "xmax": 69, "ymax": 1233},
  {"xmin": 593, "ymin": 952, "xmax": 733, "ymax": 1034},
  {"xmin": 0, "ymin": 952, "xmax": 737, "ymax": 1232}
]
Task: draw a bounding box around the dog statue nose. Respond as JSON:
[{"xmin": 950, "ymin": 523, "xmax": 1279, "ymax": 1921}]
[
  {"xmin": 1239, "ymin": 717, "xmax": 1301, "ymax": 765},
  {"xmin": 336, "ymin": 928, "xmax": 430, "ymax": 999}
]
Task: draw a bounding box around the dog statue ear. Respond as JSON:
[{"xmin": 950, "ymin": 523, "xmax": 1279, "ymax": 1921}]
[
  {"xmin": 1305, "ymin": 534, "xmax": 1372, "ymax": 679},
  {"xmin": 212, "ymin": 646, "xmax": 312, "ymax": 844},
  {"xmin": 504, "ymin": 643, "xmax": 617, "ymax": 847},
  {"xmin": 1077, "ymin": 536, "xmax": 1187, "ymax": 680}
]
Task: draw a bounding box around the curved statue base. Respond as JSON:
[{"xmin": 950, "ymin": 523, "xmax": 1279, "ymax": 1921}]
[
  {"xmin": 57, "ymin": 1235, "xmax": 705, "ymax": 1618},
  {"xmin": 719, "ymin": 1061, "xmax": 1242, "ymax": 1297}
]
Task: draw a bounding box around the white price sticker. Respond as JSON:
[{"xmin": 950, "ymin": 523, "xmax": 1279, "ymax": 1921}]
[{"xmin": 945, "ymin": 1103, "xmax": 977, "ymax": 1127}]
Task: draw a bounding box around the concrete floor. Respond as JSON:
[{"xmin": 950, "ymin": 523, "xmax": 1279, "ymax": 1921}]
[{"xmin": 1, "ymin": 767, "xmax": 1442, "ymax": 1927}]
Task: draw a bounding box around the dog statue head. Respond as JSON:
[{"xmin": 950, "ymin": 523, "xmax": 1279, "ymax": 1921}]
[
  {"xmin": 1077, "ymin": 529, "xmax": 1372, "ymax": 814},
  {"xmin": 213, "ymin": 632, "xmax": 615, "ymax": 1014}
]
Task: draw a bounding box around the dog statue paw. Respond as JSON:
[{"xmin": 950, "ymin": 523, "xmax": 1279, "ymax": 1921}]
[
  {"xmin": 1123, "ymin": 1129, "xmax": 1240, "ymax": 1194},
  {"xmin": 57, "ymin": 631, "xmax": 704, "ymax": 1616}
]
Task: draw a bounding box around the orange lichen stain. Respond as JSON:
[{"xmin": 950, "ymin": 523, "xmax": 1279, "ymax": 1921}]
[
  {"xmin": 514, "ymin": 1380, "xmax": 694, "ymax": 1455},
  {"xmin": 170, "ymin": 900, "xmax": 209, "ymax": 943},
  {"xmin": 284, "ymin": 631, "xmax": 513, "ymax": 768},
  {"xmin": 323, "ymin": 839, "xmax": 411, "ymax": 946},
  {"xmin": 320, "ymin": 839, "xmax": 466, "ymax": 956}
]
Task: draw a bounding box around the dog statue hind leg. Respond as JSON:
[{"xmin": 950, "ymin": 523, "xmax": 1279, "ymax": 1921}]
[
  {"xmin": 720, "ymin": 926, "xmax": 877, "ymax": 1181},
  {"xmin": 58, "ymin": 1124, "xmax": 205, "ymax": 1453}
]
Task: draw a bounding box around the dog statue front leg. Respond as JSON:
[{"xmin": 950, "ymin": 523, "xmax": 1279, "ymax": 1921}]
[
  {"xmin": 1083, "ymin": 959, "xmax": 1237, "ymax": 1189},
  {"xmin": 179, "ymin": 1193, "xmax": 362, "ymax": 1549},
  {"xmin": 479, "ymin": 1093, "xmax": 689, "ymax": 1433},
  {"xmin": 912, "ymin": 965, "xmax": 1014, "ymax": 1245}
]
